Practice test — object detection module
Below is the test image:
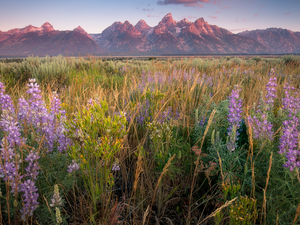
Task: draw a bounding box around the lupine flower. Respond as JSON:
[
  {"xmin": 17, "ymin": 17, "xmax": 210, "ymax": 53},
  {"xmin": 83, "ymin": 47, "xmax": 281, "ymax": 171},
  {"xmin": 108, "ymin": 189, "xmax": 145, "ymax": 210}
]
[
  {"xmin": 20, "ymin": 79, "xmax": 72, "ymax": 152},
  {"xmin": 0, "ymin": 110, "xmax": 22, "ymax": 146},
  {"xmin": 0, "ymin": 138, "xmax": 22, "ymax": 194},
  {"xmin": 278, "ymin": 84, "xmax": 300, "ymax": 171},
  {"xmin": 67, "ymin": 160, "xmax": 79, "ymax": 173},
  {"xmin": 226, "ymin": 86, "xmax": 243, "ymax": 152},
  {"xmin": 227, "ymin": 85, "xmax": 243, "ymax": 137},
  {"xmin": 50, "ymin": 184, "xmax": 62, "ymax": 207},
  {"xmin": 24, "ymin": 151, "xmax": 40, "ymax": 180},
  {"xmin": 20, "ymin": 179, "xmax": 39, "ymax": 221},
  {"xmin": 17, "ymin": 96, "xmax": 30, "ymax": 122},
  {"xmin": 265, "ymin": 77, "xmax": 277, "ymax": 108},
  {"xmin": 0, "ymin": 82, "xmax": 22, "ymax": 146},
  {"xmin": 0, "ymin": 82, "xmax": 15, "ymax": 114},
  {"xmin": 55, "ymin": 207, "xmax": 63, "ymax": 224},
  {"xmin": 112, "ymin": 162, "xmax": 120, "ymax": 171},
  {"xmin": 248, "ymin": 114, "xmax": 273, "ymax": 140}
]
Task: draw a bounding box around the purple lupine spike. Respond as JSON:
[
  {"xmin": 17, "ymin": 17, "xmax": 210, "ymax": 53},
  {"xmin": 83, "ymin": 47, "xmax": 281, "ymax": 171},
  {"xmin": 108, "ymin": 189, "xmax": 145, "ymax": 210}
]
[
  {"xmin": 67, "ymin": 160, "xmax": 79, "ymax": 173},
  {"xmin": 265, "ymin": 77, "xmax": 277, "ymax": 108},
  {"xmin": 0, "ymin": 138, "xmax": 23, "ymax": 194},
  {"xmin": 18, "ymin": 96, "xmax": 30, "ymax": 122},
  {"xmin": 20, "ymin": 179, "xmax": 39, "ymax": 221},
  {"xmin": 24, "ymin": 151, "xmax": 40, "ymax": 180},
  {"xmin": 248, "ymin": 113, "xmax": 273, "ymax": 141},
  {"xmin": 227, "ymin": 85, "xmax": 243, "ymax": 136},
  {"xmin": 0, "ymin": 110, "xmax": 22, "ymax": 146},
  {"xmin": 278, "ymin": 83, "xmax": 300, "ymax": 171},
  {"xmin": 50, "ymin": 92, "xmax": 61, "ymax": 115}
]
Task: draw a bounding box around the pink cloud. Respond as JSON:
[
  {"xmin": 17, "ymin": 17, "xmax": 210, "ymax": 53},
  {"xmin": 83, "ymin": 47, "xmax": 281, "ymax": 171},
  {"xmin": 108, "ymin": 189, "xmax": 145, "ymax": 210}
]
[
  {"xmin": 242, "ymin": 18, "xmax": 246, "ymax": 21},
  {"xmin": 260, "ymin": 4, "xmax": 263, "ymax": 7},
  {"xmin": 216, "ymin": 11, "xmax": 220, "ymax": 13},
  {"xmin": 182, "ymin": 15, "xmax": 197, "ymax": 19},
  {"xmin": 208, "ymin": 15, "xmax": 218, "ymax": 19},
  {"xmin": 147, "ymin": 14, "xmax": 156, "ymax": 17},
  {"xmin": 284, "ymin": 12, "xmax": 291, "ymax": 15},
  {"xmin": 213, "ymin": 0, "xmax": 216, "ymax": 4},
  {"xmin": 254, "ymin": 14, "xmax": 258, "ymax": 17},
  {"xmin": 223, "ymin": 6, "xmax": 230, "ymax": 9},
  {"xmin": 157, "ymin": 0, "xmax": 210, "ymax": 7},
  {"xmin": 230, "ymin": 28, "xmax": 251, "ymax": 33}
]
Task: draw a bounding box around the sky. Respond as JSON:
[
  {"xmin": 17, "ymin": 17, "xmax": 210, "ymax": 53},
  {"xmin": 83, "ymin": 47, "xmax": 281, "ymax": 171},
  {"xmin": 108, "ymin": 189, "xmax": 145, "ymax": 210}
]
[{"xmin": 0, "ymin": 0, "xmax": 299, "ymax": 34}]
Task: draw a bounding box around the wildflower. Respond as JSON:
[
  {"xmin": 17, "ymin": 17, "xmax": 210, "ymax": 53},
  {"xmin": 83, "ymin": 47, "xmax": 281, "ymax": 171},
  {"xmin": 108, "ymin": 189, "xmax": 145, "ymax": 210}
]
[
  {"xmin": 111, "ymin": 162, "xmax": 120, "ymax": 171},
  {"xmin": 67, "ymin": 160, "xmax": 79, "ymax": 173},
  {"xmin": 24, "ymin": 151, "xmax": 40, "ymax": 180},
  {"xmin": 248, "ymin": 114, "xmax": 273, "ymax": 140},
  {"xmin": 55, "ymin": 207, "xmax": 63, "ymax": 224},
  {"xmin": 20, "ymin": 179, "xmax": 39, "ymax": 221},
  {"xmin": 265, "ymin": 77, "xmax": 277, "ymax": 108},
  {"xmin": 50, "ymin": 184, "xmax": 62, "ymax": 207},
  {"xmin": 278, "ymin": 84, "xmax": 300, "ymax": 171},
  {"xmin": 227, "ymin": 86, "xmax": 243, "ymax": 151},
  {"xmin": 0, "ymin": 138, "xmax": 23, "ymax": 194},
  {"xmin": 227, "ymin": 85, "xmax": 243, "ymax": 136}
]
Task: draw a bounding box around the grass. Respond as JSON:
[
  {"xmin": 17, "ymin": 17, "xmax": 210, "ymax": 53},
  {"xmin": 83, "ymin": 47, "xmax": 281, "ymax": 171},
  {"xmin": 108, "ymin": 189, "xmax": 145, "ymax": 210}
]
[{"xmin": 0, "ymin": 54, "xmax": 299, "ymax": 224}]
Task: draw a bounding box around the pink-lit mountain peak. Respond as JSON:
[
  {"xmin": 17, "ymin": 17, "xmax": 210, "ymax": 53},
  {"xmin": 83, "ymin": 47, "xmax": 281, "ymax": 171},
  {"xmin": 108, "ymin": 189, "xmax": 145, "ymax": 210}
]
[
  {"xmin": 194, "ymin": 17, "xmax": 206, "ymax": 26},
  {"xmin": 160, "ymin": 13, "xmax": 177, "ymax": 26},
  {"xmin": 177, "ymin": 18, "xmax": 192, "ymax": 28},
  {"xmin": 22, "ymin": 25, "xmax": 41, "ymax": 33},
  {"xmin": 41, "ymin": 22, "xmax": 54, "ymax": 32},
  {"xmin": 135, "ymin": 19, "xmax": 150, "ymax": 28},
  {"xmin": 73, "ymin": 26, "xmax": 86, "ymax": 33}
]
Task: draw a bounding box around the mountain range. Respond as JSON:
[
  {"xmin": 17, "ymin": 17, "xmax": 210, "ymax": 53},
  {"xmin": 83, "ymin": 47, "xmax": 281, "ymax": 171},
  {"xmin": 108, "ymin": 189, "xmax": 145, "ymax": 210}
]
[
  {"xmin": 0, "ymin": 22, "xmax": 106, "ymax": 56},
  {"xmin": 0, "ymin": 13, "xmax": 300, "ymax": 56}
]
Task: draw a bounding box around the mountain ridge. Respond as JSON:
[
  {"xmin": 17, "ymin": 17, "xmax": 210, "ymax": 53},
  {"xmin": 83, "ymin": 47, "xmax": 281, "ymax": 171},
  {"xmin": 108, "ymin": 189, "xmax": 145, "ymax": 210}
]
[
  {"xmin": 90, "ymin": 13, "xmax": 269, "ymax": 54},
  {"xmin": 1, "ymin": 14, "xmax": 300, "ymax": 56},
  {"xmin": 238, "ymin": 28, "xmax": 300, "ymax": 53},
  {"xmin": 0, "ymin": 22, "xmax": 107, "ymax": 56}
]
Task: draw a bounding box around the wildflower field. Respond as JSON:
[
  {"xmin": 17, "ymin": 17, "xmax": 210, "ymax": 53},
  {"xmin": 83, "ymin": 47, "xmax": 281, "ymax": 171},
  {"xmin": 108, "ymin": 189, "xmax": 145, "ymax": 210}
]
[{"xmin": 0, "ymin": 55, "xmax": 300, "ymax": 224}]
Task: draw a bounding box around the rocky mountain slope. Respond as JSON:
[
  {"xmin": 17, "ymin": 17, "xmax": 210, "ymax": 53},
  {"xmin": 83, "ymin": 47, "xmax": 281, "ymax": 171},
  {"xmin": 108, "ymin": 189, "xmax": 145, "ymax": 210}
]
[
  {"xmin": 2, "ymin": 14, "xmax": 300, "ymax": 56},
  {"xmin": 0, "ymin": 22, "xmax": 107, "ymax": 56},
  {"xmin": 90, "ymin": 13, "xmax": 269, "ymax": 54},
  {"xmin": 238, "ymin": 28, "xmax": 300, "ymax": 53}
]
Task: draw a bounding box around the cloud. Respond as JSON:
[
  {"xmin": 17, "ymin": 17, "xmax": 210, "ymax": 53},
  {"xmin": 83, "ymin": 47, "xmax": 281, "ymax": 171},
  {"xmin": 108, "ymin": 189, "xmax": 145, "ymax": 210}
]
[
  {"xmin": 284, "ymin": 12, "xmax": 291, "ymax": 15},
  {"xmin": 208, "ymin": 15, "xmax": 217, "ymax": 19},
  {"xmin": 230, "ymin": 28, "xmax": 251, "ymax": 33},
  {"xmin": 182, "ymin": 15, "xmax": 197, "ymax": 19},
  {"xmin": 147, "ymin": 14, "xmax": 156, "ymax": 17},
  {"xmin": 216, "ymin": 11, "xmax": 220, "ymax": 13},
  {"xmin": 242, "ymin": 18, "xmax": 246, "ymax": 21},
  {"xmin": 222, "ymin": 6, "xmax": 230, "ymax": 9},
  {"xmin": 254, "ymin": 14, "xmax": 258, "ymax": 17},
  {"xmin": 143, "ymin": 8, "xmax": 154, "ymax": 11},
  {"xmin": 157, "ymin": 0, "xmax": 209, "ymax": 7}
]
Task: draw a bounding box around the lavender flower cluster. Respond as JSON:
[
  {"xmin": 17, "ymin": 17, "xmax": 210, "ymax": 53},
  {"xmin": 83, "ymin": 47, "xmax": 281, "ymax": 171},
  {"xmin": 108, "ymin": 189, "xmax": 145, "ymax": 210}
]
[
  {"xmin": 248, "ymin": 114, "xmax": 273, "ymax": 140},
  {"xmin": 278, "ymin": 83, "xmax": 300, "ymax": 171},
  {"xmin": 0, "ymin": 79, "xmax": 72, "ymax": 221},
  {"xmin": 226, "ymin": 85, "xmax": 243, "ymax": 152},
  {"xmin": 265, "ymin": 77, "xmax": 277, "ymax": 108},
  {"xmin": 227, "ymin": 85, "xmax": 243, "ymax": 136},
  {"xmin": 248, "ymin": 77, "xmax": 277, "ymax": 141}
]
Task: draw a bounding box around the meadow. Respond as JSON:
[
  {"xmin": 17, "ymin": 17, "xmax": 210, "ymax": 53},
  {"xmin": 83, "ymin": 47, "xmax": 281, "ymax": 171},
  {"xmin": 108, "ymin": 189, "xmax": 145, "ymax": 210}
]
[{"xmin": 0, "ymin": 54, "xmax": 300, "ymax": 224}]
